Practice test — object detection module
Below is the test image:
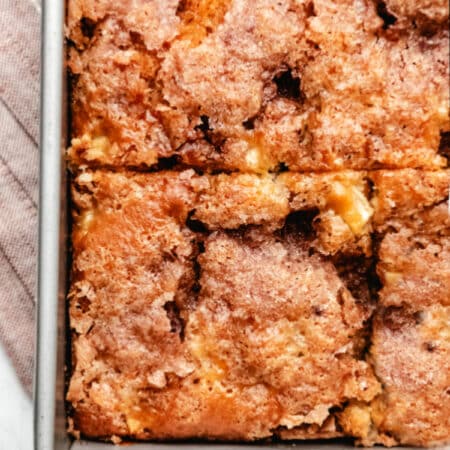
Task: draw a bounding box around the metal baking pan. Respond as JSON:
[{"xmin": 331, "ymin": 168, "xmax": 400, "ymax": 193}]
[{"xmin": 34, "ymin": 0, "xmax": 447, "ymax": 449}]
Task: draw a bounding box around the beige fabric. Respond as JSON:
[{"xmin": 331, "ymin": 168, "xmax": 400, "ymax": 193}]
[{"xmin": 0, "ymin": 0, "xmax": 41, "ymax": 393}]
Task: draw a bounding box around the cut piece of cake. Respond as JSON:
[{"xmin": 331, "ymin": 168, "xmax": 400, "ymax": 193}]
[
  {"xmin": 178, "ymin": 230, "xmax": 379, "ymax": 440},
  {"xmin": 67, "ymin": 167, "xmax": 450, "ymax": 445},
  {"xmin": 67, "ymin": 169, "xmax": 381, "ymax": 441},
  {"xmin": 66, "ymin": 0, "xmax": 449, "ymax": 171},
  {"xmin": 65, "ymin": 0, "xmax": 450, "ymax": 445},
  {"xmin": 370, "ymin": 303, "xmax": 450, "ymax": 447},
  {"xmin": 353, "ymin": 169, "xmax": 449, "ymax": 446},
  {"xmin": 67, "ymin": 170, "xmax": 201, "ymax": 436},
  {"xmin": 280, "ymin": 171, "xmax": 374, "ymax": 255}
]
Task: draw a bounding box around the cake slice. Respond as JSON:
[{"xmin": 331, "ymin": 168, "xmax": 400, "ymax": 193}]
[
  {"xmin": 340, "ymin": 170, "xmax": 450, "ymax": 446},
  {"xmin": 66, "ymin": 0, "xmax": 449, "ymax": 171},
  {"xmin": 67, "ymin": 170, "xmax": 200, "ymax": 436},
  {"xmin": 67, "ymin": 169, "xmax": 381, "ymax": 441}
]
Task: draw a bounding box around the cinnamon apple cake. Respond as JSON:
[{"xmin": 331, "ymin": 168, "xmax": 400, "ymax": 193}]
[{"xmin": 66, "ymin": 0, "xmax": 450, "ymax": 446}]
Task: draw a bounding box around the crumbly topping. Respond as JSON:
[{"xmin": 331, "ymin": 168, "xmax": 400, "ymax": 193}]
[
  {"xmin": 67, "ymin": 0, "xmax": 449, "ymax": 171},
  {"xmin": 66, "ymin": 0, "xmax": 450, "ymax": 445},
  {"xmin": 68, "ymin": 168, "xmax": 449, "ymax": 444}
]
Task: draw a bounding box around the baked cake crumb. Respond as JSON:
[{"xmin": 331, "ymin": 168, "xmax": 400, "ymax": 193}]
[
  {"xmin": 67, "ymin": 0, "xmax": 449, "ymax": 171},
  {"xmin": 66, "ymin": 0, "xmax": 449, "ymax": 446},
  {"xmin": 67, "ymin": 168, "xmax": 449, "ymax": 445},
  {"xmin": 68, "ymin": 170, "xmax": 382, "ymax": 440}
]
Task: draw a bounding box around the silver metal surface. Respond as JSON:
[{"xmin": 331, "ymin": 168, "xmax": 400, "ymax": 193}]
[
  {"xmin": 35, "ymin": 0, "xmax": 449, "ymax": 449},
  {"xmin": 35, "ymin": 0, "xmax": 69, "ymax": 448}
]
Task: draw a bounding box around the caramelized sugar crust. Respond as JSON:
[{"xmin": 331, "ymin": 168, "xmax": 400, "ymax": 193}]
[
  {"xmin": 66, "ymin": 0, "xmax": 449, "ymax": 171},
  {"xmin": 68, "ymin": 169, "xmax": 449, "ymax": 446},
  {"xmin": 66, "ymin": 0, "xmax": 449, "ymax": 446}
]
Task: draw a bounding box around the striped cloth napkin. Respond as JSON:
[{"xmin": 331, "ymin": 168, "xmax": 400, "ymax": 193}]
[{"xmin": 0, "ymin": 0, "xmax": 41, "ymax": 394}]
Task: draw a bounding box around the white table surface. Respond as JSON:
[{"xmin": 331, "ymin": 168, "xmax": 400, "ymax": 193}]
[{"xmin": 0, "ymin": 343, "xmax": 33, "ymax": 450}]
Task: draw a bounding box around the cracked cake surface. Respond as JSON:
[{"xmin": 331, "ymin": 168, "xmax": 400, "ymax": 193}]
[
  {"xmin": 66, "ymin": 0, "xmax": 449, "ymax": 446},
  {"xmin": 68, "ymin": 170, "xmax": 382, "ymax": 440},
  {"xmin": 67, "ymin": 169, "xmax": 450, "ymax": 445},
  {"xmin": 67, "ymin": 0, "xmax": 449, "ymax": 171}
]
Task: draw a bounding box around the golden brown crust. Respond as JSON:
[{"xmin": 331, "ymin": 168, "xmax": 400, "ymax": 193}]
[
  {"xmin": 67, "ymin": 168, "xmax": 450, "ymax": 444},
  {"xmin": 67, "ymin": 0, "xmax": 449, "ymax": 171},
  {"xmin": 193, "ymin": 173, "xmax": 290, "ymax": 231},
  {"xmin": 68, "ymin": 170, "xmax": 386, "ymax": 441},
  {"xmin": 370, "ymin": 305, "xmax": 450, "ymax": 446},
  {"xmin": 382, "ymin": 0, "xmax": 449, "ymax": 28},
  {"xmin": 66, "ymin": 0, "xmax": 450, "ymax": 445},
  {"xmin": 368, "ymin": 179, "xmax": 450, "ymax": 446},
  {"xmin": 369, "ymin": 169, "xmax": 450, "ymax": 231}
]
